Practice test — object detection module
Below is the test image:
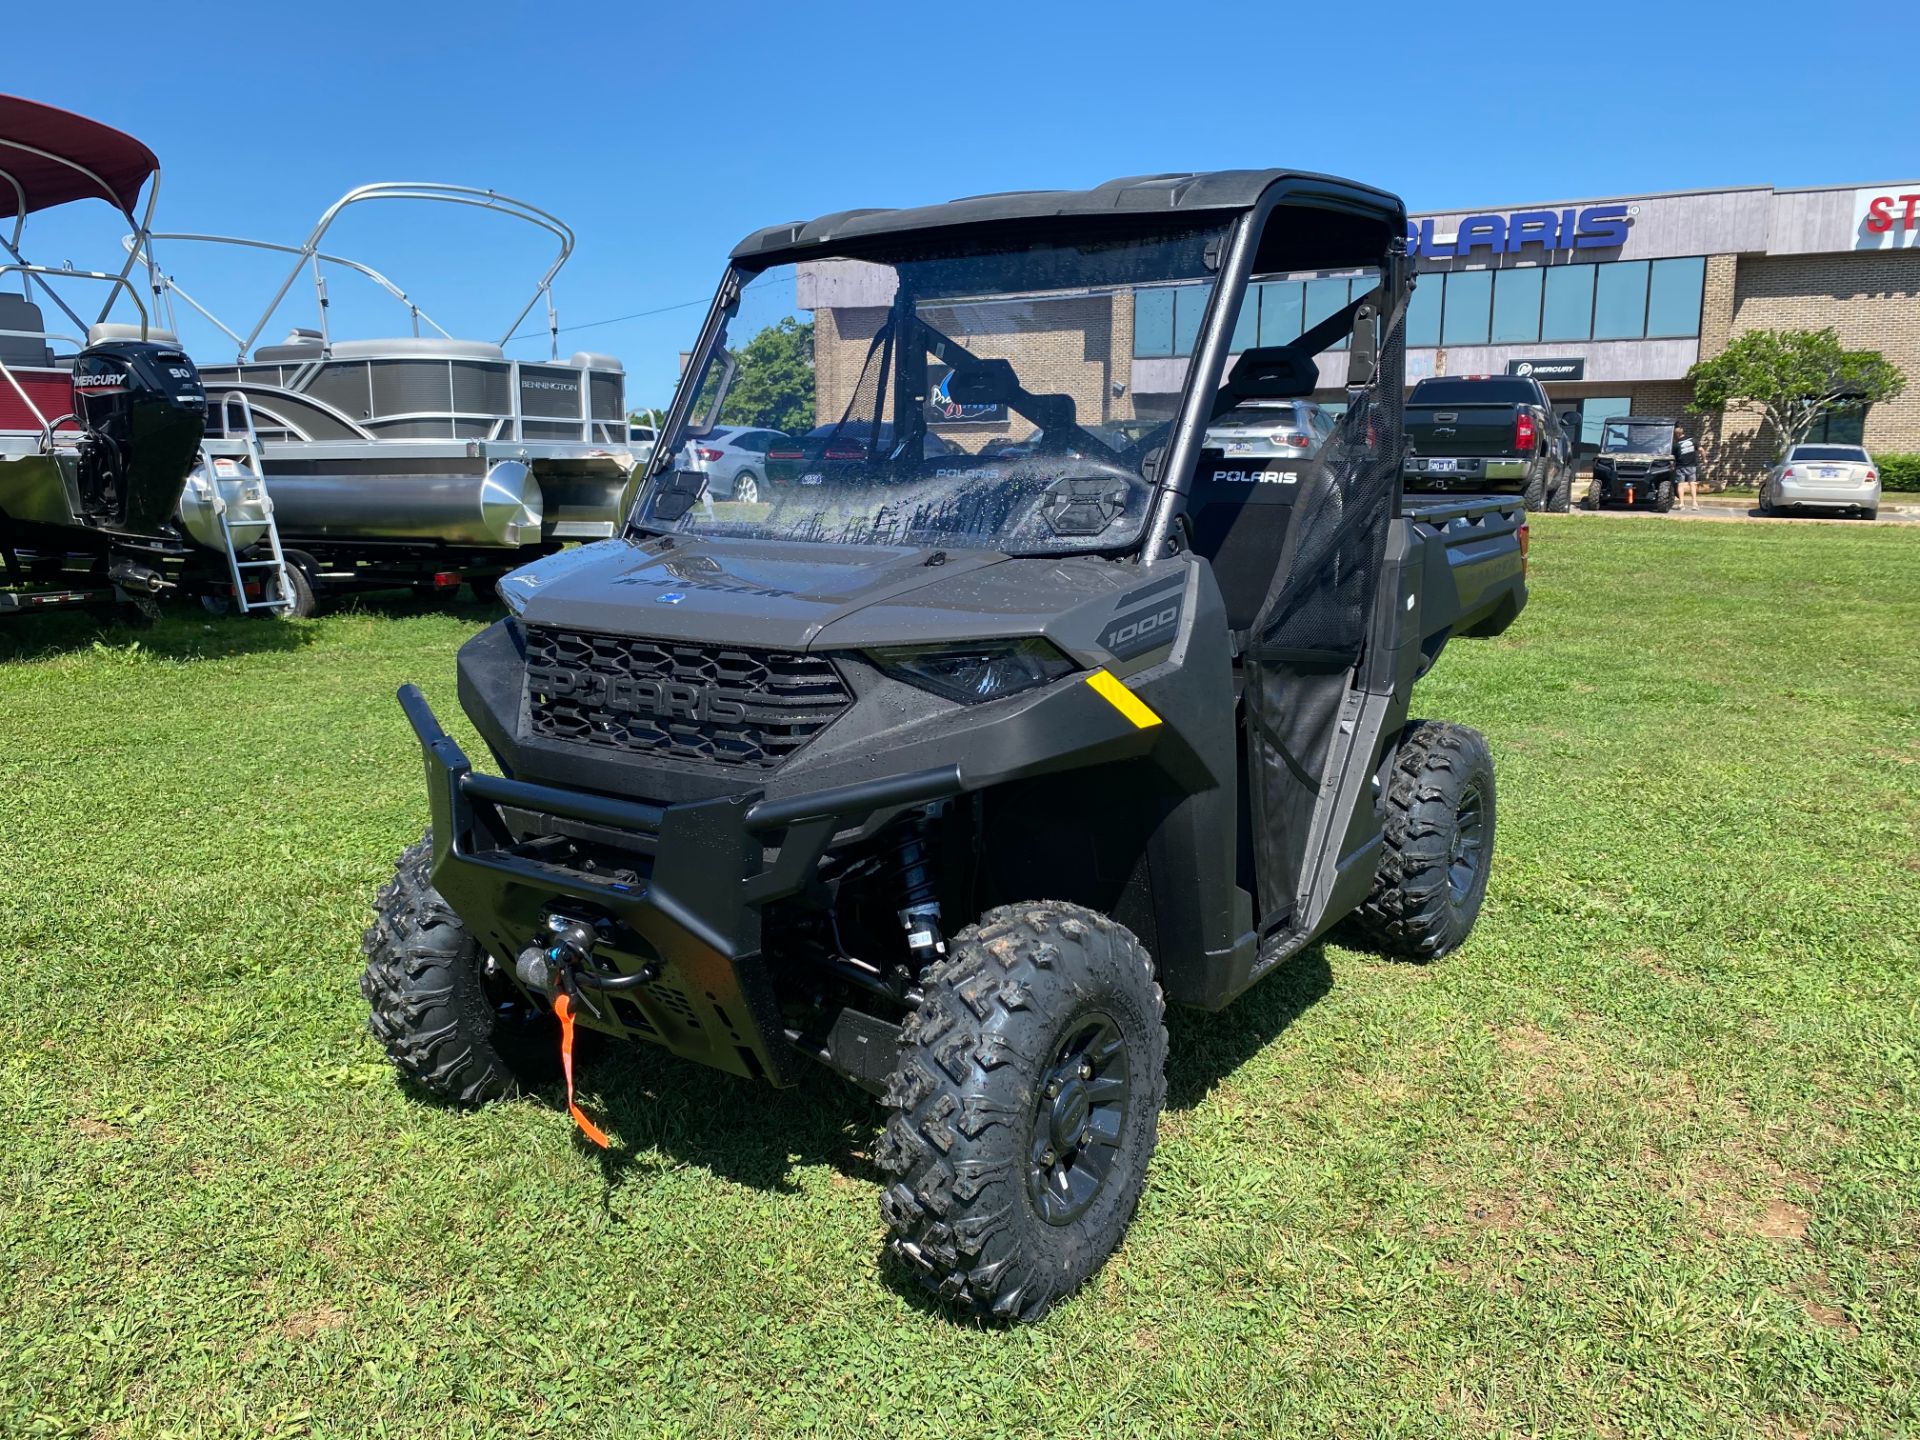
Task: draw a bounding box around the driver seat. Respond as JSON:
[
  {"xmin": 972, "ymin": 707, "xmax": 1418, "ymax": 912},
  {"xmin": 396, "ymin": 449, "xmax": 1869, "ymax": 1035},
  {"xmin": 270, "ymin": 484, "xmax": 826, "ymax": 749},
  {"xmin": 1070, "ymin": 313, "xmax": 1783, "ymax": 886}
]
[{"xmin": 1186, "ymin": 346, "xmax": 1319, "ymax": 635}]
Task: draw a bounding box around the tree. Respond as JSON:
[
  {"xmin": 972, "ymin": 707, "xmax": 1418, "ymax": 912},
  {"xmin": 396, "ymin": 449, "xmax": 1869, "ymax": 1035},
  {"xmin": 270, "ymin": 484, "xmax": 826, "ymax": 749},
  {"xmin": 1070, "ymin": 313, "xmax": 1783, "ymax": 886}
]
[
  {"xmin": 1687, "ymin": 328, "xmax": 1905, "ymax": 459},
  {"xmin": 718, "ymin": 316, "xmax": 814, "ymax": 436}
]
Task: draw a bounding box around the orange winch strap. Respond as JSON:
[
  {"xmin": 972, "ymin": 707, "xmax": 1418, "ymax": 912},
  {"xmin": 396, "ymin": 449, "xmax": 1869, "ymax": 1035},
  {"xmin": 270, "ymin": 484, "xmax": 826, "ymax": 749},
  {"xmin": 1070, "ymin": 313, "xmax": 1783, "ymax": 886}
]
[{"xmin": 552, "ymin": 992, "xmax": 611, "ymax": 1149}]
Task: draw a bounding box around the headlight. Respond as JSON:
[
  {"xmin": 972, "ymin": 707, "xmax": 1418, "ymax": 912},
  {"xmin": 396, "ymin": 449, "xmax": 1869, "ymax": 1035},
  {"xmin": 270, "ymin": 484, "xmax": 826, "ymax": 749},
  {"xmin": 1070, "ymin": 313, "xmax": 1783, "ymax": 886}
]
[{"xmin": 868, "ymin": 638, "xmax": 1077, "ymax": 705}]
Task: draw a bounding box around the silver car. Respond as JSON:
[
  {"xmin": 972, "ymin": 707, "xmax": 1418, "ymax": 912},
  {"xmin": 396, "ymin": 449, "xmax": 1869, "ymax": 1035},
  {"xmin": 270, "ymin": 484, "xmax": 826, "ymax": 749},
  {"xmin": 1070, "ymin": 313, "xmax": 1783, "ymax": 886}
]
[
  {"xmin": 681, "ymin": 424, "xmax": 789, "ymax": 503},
  {"xmin": 1204, "ymin": 398, "xmax": 1336, "ymax": 461},
  {"xmin": 1762, "ymin": 444, "xmax": 1881, "ymax": 520}
]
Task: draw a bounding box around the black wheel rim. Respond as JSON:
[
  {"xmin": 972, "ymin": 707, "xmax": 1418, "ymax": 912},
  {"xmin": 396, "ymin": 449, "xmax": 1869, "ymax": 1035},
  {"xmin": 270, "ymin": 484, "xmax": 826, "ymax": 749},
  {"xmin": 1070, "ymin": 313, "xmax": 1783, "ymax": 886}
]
[
  {"xmin": 1449, "ymin": 783, "xmax": 1487, "ymax": 905},
  {"xmin": 1027, "ymin": 1011, "xmax": 1129, "ymax": 1226}
]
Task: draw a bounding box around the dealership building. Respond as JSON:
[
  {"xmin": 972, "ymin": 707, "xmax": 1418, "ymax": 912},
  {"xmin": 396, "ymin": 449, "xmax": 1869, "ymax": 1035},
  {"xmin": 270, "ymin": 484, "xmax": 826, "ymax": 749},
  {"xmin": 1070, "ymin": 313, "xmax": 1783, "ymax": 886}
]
[{"xmin": 806, "ymin": 177, "xmax": 1920, "ymax": 480}]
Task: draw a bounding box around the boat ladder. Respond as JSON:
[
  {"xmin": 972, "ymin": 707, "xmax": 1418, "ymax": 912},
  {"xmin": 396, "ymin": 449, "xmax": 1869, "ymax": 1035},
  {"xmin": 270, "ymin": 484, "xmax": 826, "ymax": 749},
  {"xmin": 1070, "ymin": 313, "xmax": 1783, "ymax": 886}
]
[{"xmin": 204, "ymin": 392, "xmax": 293, "ymax": 614}]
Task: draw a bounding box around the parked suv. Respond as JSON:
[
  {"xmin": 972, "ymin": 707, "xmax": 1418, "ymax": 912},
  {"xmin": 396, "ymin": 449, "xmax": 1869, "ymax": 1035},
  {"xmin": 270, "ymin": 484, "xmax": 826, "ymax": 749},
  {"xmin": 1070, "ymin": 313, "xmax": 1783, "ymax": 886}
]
[
  {"xmin": 1761, "ymin": 444, "xmax": 1880, "ymax": 520},
  {"xmin": 765, "ymin": 422, "xmax": 959, "ymax": 487},
  {"xmin": 1204, "ymin": 397, "xmax": 1336, "ymax": 462}
]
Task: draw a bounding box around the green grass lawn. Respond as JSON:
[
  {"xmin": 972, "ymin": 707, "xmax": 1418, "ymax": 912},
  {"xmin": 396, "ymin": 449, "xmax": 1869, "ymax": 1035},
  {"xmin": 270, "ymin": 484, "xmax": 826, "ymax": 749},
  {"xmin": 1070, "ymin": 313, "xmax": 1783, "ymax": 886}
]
[{"xmin": 2, "ymin": 517, "xmax": 1916, "ymax": 1438}]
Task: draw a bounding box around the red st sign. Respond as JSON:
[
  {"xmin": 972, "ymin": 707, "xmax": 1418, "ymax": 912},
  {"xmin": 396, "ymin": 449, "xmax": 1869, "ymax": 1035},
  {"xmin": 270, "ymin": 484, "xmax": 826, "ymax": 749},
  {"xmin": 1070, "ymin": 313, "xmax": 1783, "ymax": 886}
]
[{"xmin": 1864, "ymin": 193, "xmax": 1920, "ymax": 232}]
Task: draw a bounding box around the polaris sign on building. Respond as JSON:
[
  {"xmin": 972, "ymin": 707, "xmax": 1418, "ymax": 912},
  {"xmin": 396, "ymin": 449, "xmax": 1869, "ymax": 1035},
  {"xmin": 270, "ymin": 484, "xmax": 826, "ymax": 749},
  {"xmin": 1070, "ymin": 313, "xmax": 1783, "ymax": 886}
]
[{"xmin": 1407, "ymin": 205, "xmax": 1633, "ymax": 258}]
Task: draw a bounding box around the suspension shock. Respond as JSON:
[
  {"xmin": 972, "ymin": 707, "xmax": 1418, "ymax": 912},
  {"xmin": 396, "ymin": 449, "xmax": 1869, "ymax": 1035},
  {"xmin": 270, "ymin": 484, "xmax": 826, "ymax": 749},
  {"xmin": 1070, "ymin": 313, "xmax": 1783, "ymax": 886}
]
[{"xmin": 892, "ymin": 803, "xmax": 948, "ymax": 968}]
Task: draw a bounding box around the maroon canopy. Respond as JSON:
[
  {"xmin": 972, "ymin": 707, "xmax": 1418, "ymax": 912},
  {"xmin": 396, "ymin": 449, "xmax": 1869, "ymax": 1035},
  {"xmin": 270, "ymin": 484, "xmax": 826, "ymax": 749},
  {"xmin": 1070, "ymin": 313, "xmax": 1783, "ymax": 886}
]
[{"xmin": 0, "ymin": 94, "xmax": 159, "ymax": 219}]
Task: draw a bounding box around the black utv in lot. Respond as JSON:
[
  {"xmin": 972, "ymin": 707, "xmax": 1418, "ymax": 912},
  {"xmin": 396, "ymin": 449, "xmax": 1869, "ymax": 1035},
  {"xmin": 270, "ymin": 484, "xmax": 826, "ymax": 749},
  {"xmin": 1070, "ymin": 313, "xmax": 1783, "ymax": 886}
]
[
  {"xmin": 362, "ymin": 169, "xmax": 1530, "ymax": 1321},
  {"xmin": 1586, "ymin": 415, "xmax": 1680, "ymax": 511}
]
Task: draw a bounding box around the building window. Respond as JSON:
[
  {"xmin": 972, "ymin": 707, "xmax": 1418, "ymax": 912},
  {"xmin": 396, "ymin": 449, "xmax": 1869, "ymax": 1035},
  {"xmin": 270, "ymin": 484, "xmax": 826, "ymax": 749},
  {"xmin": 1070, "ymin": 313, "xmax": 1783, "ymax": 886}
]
[
  {"xmin": 1259, "ymin": 281, "xmax": 1305, "ymax": 348},
  {"xmin": 1441, "ymin": 269, "xmax": 1493, "ymax": 346},
  {"xmin": 1173, "ymin": 282, "xmax": 1211, "ymax": 356},
  {"xmin": 1135, "ymin": 287, "xmax": 1175, "ymax": 358},
  {"xmin": 1577, "ymin": 395, "xmax": 1633, "ymax": 454},
  {"xmin": 1303, "ymin": 277, "xmax": 1352, "ymax": 350},
  {"xmin": 1231, "ymin": 283, "xmax": 1260, "ymax": 352},
  {"xmin": 1646, "ymin": 256, "xmax": 1706, "ymax": 338},
  {"xmin": 1140, "ymin": 255, "xmax": 1710, "ymax": 359},
  {"xmin": 1805, "ymin": 405, "xmax": 1868, "ymax": 445},
  {"xmin": 1491, "ymin": 267, "xmax": 1544, "ymax": 344},
  {"xmin": 1593, "ymin": 262, "xmax": 1651, "ymax": 340},
  {"xmin": 1541, "ymin": 265, "xmax": 1596, "ymax": 341},
  {"xmin": 1406, "ymin": 273, "xmax": 1441, "ymax": 347}
]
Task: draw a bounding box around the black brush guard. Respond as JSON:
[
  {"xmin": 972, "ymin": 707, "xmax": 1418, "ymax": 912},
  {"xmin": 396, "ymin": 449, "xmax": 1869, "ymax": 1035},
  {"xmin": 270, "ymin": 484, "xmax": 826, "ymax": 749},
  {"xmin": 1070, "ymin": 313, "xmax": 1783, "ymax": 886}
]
[{"xmin": 398, "ymin": 684, "xmax": 959, "ymax": 1084}]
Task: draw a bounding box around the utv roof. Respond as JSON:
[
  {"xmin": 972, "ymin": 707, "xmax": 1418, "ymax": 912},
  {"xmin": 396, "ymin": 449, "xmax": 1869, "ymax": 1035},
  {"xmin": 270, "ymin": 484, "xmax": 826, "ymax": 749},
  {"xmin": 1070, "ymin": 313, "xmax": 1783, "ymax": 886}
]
[
  {"xmin": 1606, "ymin": 415, "xmax": 1679, "ymax": 425},
  {"xmin": 731, "ymin": 169, "xmax": 1407, "ymax": 265}
]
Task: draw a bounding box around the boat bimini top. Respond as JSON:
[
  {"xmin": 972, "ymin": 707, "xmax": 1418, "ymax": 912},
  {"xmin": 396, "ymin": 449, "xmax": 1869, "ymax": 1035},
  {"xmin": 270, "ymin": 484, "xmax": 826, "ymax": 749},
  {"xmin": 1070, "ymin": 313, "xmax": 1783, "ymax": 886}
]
[
  {"xmin": 127, "ymin": 183, "xmax": 628, "ymax": 451},
  {"xmin": 1, "ymin": 94, "xmax": 172, "ymax": 444}
]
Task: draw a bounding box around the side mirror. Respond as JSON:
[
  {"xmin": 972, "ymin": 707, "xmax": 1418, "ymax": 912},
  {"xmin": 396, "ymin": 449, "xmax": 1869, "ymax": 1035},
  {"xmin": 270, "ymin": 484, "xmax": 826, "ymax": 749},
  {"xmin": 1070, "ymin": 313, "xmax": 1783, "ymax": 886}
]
[{"xmin": 649, "ymin": 469, "xmax": 709, "ymax": 522}]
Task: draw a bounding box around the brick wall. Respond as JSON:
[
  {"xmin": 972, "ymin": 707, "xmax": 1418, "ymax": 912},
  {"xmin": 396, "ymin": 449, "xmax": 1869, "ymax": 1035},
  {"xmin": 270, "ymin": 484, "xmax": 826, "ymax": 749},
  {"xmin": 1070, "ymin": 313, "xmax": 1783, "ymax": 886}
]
[
  {"xmin": 813, "ymin": 294, "xmax": 1123, "ymax": 455},
  {"xmin": 1699, "ymin": 249, "xmax": 1920, "ymax": 483}
]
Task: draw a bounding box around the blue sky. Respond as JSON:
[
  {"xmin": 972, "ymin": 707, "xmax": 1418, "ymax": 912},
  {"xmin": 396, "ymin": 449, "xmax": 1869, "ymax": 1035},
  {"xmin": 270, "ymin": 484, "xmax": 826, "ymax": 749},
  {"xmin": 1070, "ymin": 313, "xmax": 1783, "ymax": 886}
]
[{"xmin": 12, "ymin": 0, "xmax": 1916, "ymax": 409}]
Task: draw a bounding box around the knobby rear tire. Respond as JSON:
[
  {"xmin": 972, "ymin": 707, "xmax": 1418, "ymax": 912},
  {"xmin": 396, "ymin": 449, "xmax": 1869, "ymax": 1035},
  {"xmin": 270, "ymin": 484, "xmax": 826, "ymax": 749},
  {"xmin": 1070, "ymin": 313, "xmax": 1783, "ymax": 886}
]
[{"xmin": 1345, "ymin": 721, "xmax": 1497, "ymax": 962}]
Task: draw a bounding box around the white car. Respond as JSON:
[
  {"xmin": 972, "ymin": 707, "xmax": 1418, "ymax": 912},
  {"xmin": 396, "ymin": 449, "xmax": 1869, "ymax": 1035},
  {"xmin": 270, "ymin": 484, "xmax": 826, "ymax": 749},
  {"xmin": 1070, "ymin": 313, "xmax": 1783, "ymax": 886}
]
[
  {"xmin": 679, "ymin": 424, "xmax": 790, "ymax": 503},
  {"xmin": 1762, "ymin": 444, "xmax": 1881, "ymax": 520},
  {"xmin": 1204, "ymin": 398, "xmax": 1336, "ymax": 461}
]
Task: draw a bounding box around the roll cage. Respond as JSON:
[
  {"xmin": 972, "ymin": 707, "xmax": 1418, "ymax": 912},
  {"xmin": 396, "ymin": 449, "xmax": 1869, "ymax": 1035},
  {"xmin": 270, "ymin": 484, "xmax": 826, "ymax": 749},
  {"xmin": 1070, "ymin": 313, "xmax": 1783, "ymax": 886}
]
[{"xmin": 635, "ymin": 170, "xmax": 1410, "ymax": 561}]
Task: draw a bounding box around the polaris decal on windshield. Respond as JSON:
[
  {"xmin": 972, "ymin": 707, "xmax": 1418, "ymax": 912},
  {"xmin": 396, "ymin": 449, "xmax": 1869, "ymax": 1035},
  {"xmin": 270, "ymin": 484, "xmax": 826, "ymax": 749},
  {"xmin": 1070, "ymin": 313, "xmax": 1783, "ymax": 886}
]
[{"xmin": 1101, "ymin": 573, "xmax": 1186, "ymax": 661}]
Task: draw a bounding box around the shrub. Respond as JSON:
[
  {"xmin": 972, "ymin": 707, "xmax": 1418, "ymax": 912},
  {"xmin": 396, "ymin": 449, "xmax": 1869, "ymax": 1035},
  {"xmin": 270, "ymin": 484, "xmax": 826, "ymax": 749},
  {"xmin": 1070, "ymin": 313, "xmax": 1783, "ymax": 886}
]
[{"xmin": 1874, "ymin": 453, "xmax": 1920, "ymax": 492}]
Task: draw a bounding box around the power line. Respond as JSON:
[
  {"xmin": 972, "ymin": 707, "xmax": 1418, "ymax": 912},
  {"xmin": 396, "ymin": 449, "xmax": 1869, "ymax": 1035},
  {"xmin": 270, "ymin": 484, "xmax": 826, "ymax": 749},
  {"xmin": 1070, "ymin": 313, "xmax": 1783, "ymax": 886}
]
[{"xmin": 506, "ymin": 274, "xmax": 780, "ymax": 344}]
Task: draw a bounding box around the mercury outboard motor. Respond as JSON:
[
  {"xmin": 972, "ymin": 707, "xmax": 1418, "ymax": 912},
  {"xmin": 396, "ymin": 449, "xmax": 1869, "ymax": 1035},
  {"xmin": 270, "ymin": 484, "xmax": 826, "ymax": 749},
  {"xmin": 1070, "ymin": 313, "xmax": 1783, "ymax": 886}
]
[{"xmin": 70, "ymin": 339, "xmax": 207, "ymax": 537}]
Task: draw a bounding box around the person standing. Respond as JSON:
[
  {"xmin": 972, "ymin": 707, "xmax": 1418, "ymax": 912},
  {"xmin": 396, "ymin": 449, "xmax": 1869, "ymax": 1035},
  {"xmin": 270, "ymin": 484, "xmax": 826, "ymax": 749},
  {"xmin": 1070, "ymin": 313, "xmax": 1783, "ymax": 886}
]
[{"xmin": 1673, "ymin": 422, "xmax": 1703, "ymax": 511}]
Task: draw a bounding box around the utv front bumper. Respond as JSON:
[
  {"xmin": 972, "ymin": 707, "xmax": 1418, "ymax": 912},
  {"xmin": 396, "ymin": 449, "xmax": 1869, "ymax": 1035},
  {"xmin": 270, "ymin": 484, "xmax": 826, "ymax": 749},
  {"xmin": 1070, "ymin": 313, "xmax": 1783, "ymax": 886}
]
[{"xmin": 398, "ymin": 684, "xmax": 959, "ymax": 1084}]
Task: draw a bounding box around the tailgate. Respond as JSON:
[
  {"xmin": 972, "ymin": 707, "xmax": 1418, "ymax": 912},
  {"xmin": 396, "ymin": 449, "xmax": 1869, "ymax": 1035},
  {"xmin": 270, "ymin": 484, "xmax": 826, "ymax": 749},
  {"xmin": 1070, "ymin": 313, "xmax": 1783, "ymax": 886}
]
[{"xmin": 1405, "ymin": 403, "xmax": 1520, "ymax": 459}]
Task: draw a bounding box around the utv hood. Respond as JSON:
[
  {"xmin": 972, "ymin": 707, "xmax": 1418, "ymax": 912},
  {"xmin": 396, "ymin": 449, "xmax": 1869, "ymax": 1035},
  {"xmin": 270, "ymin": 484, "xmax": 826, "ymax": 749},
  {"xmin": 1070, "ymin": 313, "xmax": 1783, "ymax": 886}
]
[{"xmin": 505, "ymin": 536, "xmax": 1011, "ymax": 650}]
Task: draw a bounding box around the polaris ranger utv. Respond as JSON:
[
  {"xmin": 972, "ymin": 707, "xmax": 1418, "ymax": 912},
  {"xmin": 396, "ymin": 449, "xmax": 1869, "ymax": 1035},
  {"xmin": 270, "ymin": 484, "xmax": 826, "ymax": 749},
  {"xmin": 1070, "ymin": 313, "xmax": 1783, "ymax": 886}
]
[
  {"xmin": 363, "ymin": 170, "xmax": 1529, "ymax": 1321},
  {"xmin": 1586, "ymin": 415, "xmax": 1680, "ymax": 511}
]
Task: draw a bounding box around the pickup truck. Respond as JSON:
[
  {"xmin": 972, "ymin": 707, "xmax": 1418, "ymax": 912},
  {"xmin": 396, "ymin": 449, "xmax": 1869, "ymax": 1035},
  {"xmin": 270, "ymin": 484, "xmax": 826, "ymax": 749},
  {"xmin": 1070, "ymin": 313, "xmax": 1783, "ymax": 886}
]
[{"xmin": 1402, "ymin": 375, "xmax": 1574, "ymax": 512}]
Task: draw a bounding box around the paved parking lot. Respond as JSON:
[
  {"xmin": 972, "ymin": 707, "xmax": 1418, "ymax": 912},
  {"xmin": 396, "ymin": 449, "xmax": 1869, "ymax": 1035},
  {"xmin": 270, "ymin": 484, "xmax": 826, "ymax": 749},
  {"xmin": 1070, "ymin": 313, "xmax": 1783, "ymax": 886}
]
[{"xmin": 1569, "ymin": 487, "xmax": 1920, "ymax": 524}]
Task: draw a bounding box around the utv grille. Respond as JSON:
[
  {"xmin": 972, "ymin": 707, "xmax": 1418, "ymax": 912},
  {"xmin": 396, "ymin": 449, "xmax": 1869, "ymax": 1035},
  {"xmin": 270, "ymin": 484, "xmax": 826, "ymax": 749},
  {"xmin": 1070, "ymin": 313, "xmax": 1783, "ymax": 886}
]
[{"xmin": 523, "ymin": 626, "xmax": 851, "ymax": 768}]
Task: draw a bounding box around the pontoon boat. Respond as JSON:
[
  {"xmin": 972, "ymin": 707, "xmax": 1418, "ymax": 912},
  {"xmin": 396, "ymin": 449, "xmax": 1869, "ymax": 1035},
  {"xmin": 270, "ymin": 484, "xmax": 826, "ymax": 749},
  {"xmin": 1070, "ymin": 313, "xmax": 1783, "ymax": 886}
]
[
  {"xmin": 0, "ymin": 94, "xmax": 288, "ymax": 618},
  {"xmin": 134, "ymin": 185, "xmax": 635, "ymax": 606}
]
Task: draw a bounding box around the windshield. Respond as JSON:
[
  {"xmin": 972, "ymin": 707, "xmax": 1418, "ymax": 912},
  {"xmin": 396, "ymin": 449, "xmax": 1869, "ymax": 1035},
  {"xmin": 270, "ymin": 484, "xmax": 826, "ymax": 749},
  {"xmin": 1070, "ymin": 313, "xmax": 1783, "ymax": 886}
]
[
  {"xmin": 636, "ymin": 223, "xmax": 1229, "ymax": 554},
  {"xmin": 1601, "ymin": 421, "xmax": 1673, "ymax": 452},
  {"xmin": 1789, "ymin": 445, "xmax": 1869, "ymax": 462},
  {"xmin": 1407, "ymin": 378, "xmax": 1536, "ymax": 406}
]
